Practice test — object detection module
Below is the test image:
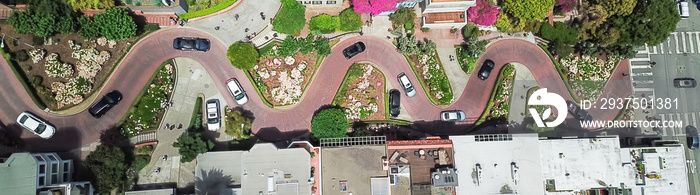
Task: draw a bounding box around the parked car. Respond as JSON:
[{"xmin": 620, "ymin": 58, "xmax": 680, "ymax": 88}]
[
  {"xmin": 687, "ymin": 125, "xmax": 699, "ymax": 150},
  {"xmin": 673, "ymin": 78, "xmax": 696, "ymax": 88},
  {"xmin": 226, "ymin": 78, "xmax": 249, "ymax": 105},
  {"xmin": 566, "ymin": 100, "xmax": 593, "ymax": 121},
  {"xmin": 440, "ymin": 110, "xmax": 466, "ymax": 122},
  {"xmin": 343, "ymin": 42, "xmax": 366, "ymax": 59},
  {"xmin": 16, "ymin": 112, "xmax": 55, "ymax": 139},
  {"xmin": 679, "ymin": 1, "xmax": 690, "ymax": 18},
  {"xmin": 206, "ymin": 99, "xmax": 221, "ymax": 131},
  {"xmin": 173, "ymin": 37, "xmax": 211, "ymax": 52},
  {"xmin": 478, "ymin": 59, "xmax": 495, "ymax": 80},
  {"xmin": 397, "ymin": 72, "xmax": 416, "ymax": 97},
  {"xmin": 389, "ymin": 89, "xmax": 401, "ymax": 117},
  {"xmin": 89, "ymin": 91, "xmax": 122, "ymax": 118}
]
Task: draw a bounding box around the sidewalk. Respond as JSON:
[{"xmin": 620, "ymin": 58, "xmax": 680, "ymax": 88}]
[
  {"xmin": 435, "ymin": 47, "xmax": 469, "ymax": 102},
  {"xmin": 187, "ymin": 0, "xmax": 282, "ymax": 46},
  {"xmin": 507, "ymin": 63, "xmax": 538, "ymax": 126},
  {"xmin": 136, "ymin": 57, "xmax": 227, "ymax": 188}
]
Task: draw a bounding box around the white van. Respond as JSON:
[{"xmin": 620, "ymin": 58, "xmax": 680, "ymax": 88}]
[{"xmin": 680, "ymin": 1, "xmax": 690, "ymax": 19}]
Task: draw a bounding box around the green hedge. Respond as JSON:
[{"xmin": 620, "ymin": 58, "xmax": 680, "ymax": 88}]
[
  {"xmin": 179, "ymin": 0, "xmax": 238, "ymax": 19},
  {"xmin": 0, "ymin": 48, "xmax": 47, "ymax": 110}
]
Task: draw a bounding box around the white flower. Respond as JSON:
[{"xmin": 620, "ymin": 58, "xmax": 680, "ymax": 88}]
[
  {"xmin": 97, "ymin": 37, "xmax": 107, "ymax": 46},
  {"xmin": 28, "ymin": 49, "xmax": 46, "ymax": 63}
]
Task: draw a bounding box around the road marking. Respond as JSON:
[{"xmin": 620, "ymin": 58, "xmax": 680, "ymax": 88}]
[
  {"xmin": 631, "ymin": 65, "xmax": 651, "ymax": 69},
  {"xmin": 660, "ymin": 41, "xmax": 665, "ymax": 54},
  {"xmin": 692, "ymin": 112, "xmax": 697, "ymax": 127},
  {"xmin": 685, "ymin": 113, "xmax": 690, "ymax": 129},
  {"xmin": 674, "ymin": 32, "xmax": 681, "ymax": 54},
  {"xmin": 677, "ymin": 113, "xmax": 683, "ymax": 135},
  {"xmin": 661, "ymin": 114, "xmax": 668, "ymax": 135},
  {"xmin": 682, "ymin": 32, "xmax": 688, "ymax": 53},
  {"xmin": 687, "ymin": 32, "xmax": 695, "ymax": 53},
  {"xmin": 633, "ymin": 87, "xmax": 654, "ymax": 92},
  {"xmin": 650, "ymin": 46, "xmax": 658, "ymax": 54},
  {"xmin": 696, "ymin": 32, "xmax": 700, "ymax": 53}
]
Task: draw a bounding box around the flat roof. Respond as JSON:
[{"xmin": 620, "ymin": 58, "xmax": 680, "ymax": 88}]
[
  {"xmin": 450, "ymin": 134, "xmax": 545, "ymax": 195},
  {"xmin": 423, "ymin": 12, "xmax": 466, "ymax": 24},
  {"xmin": 539, "ymin": 137, "xmax": 624, "ymax": 191},
  {"xmin": 0, "ymin": 153, "xmax": 38, "ymax": 195},
  {"xmin": 321, "ymin": 145, "xmax": 388, "ymax": 195},
  {"xmin": 242, "ymin": 143, "xmax": 311, "ymax": 195},
  {"xmin": 627, "ymin": 146, "xmax": 690, "ymax": 195},
  {"xmin": 196, "ymin": 151, "xmax": 244, "ymax": 195},
  {"xmin": 125, "ymin": 188, "xmax": 176, "ymax": 195}
]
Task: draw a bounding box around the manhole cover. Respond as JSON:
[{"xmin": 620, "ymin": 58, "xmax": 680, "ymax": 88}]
[{"xmin": 204, "ymin": 84, "xmax": 209, "ymax": 88}]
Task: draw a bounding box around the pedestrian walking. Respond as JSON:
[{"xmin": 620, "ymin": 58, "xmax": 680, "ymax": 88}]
[
  {"xmin": 234, "ymin": 14, "xmax": 239, "ymax": 21},
  {"xmin": 622, "ymin": 73, "xmax": 628, "ymax": 77}
]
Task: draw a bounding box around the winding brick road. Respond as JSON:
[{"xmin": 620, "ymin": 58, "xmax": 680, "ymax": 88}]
[{"xmin": 0, "ymin": 28, "xmax": 630, "ymax": 151}]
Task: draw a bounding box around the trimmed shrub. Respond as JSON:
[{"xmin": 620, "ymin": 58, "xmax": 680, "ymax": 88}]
[
  {"xmin": 13, "ymin": 49, "xmax": 29, "ymax": 62},
  {"xmin": 144, "ymin": 23, "xmax": 160, "ymax": 32},
  {"xmin": 227, "ymin": 42, "xmax": 259, "ymax": 70},
  {"xmin": 311, "ymin": 108, "xmax": 349, "ymax": 139},
  {"xmin": 309, "ymin": 14, "xmax": 339, "ymax": 34},
  {"xmin": 272, "ymin": 0, "xmax": 306, "ymax": 35},
  {"xmin": 339, "ymin": 8, "xmax": 362, "ymax": 31}
]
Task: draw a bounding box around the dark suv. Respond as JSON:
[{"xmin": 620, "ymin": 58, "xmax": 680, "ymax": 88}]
[
  {"xmin": 343, "ymin": 42, "xmax": 366, "ymax": 59},
  {"xmin": 566, "ymin": 100, "xmax": 592, "ymax": 121},
  {"xmin": 89, "ymin": 91, "xmax": 122, "ymax": 117},
  {"xmin": 478, "ymin": 59, "xmax": 495, "ymax": 80},
  {"xmin": 687, "ymin": 125, "xmax": 699, "ymax": 150},
  {"xmin": 389, "ymin": 89, "xmax": 400, "ymax": 117},
  {"xmin": 173, "ymin": 37, "xmax": 211, "ymax": 52}
]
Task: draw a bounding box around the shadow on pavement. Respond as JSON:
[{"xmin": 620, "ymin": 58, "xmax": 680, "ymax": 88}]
[
  {"xmin": 13, "ymin": 124, "xmax": 85, "ymax": 152},
  {"xmin": 411, "ymin": 120, "xmax": 474, "ymax": 135}
]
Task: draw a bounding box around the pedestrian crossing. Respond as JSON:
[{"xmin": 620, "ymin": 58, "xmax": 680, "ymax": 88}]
[
  {"xmin": 644, "ymin": 32, "xmax": 700, "ymax": 55},
  {"xmin": 629, "ymin": 47, "xmax": 656, "ymax": 99},
  {"xmin": 659, "ymin": 112, "xmax": 697, "ymax": 136}
]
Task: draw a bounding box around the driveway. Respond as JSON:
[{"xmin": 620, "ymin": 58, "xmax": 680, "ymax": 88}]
[{"xmin": 0, "ymin": 28, "xmax": 631, "ymax": 150}]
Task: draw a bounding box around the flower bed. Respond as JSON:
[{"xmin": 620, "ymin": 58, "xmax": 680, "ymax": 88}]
[
  {"xmin": 456, "ymin": 47, "xmax": 478, "ymax": 74},
  {"xmin": 407, "ymin": 51, "xmax": 454, "ymax": 105},
  {"xmin": 250, "ymin": 44, "xmax": 318, "ymax": 106},
  {"xmin": 560, "ymin": 55, "xmax": 618, "ymax": 101},
  {"xmin": 1, "ymin": 23, "xmax": 140, "ymax": 110},
  {"xmin": 332, "ymin": 63, "xmax": 385, "ymax": 120},
  {"xmin": 119, "ymin": 60, "xmax": 175, "ymax": 137},
  {"xmin": 488, "ymin": 65, "xmax": 515, "ymax": 119}
]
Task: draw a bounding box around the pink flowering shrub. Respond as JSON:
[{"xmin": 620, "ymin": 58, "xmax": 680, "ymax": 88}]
[
  {"xmin": 556, "ymin": 0, "xmax": 578, "ymax": 13},
  {"xmin": 352, "ymin": 0, "xmax": 398, "ymax": 15},
  {"xmin": 467, "ymin": 0, "xmax": 500, "ymax": 26}
]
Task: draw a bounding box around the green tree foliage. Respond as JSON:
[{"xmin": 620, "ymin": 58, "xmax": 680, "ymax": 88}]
[
  {"xmin": 597, "ymin": 0, "xmax": 637, "ymax": 16},
  {"xmin": 277, "ymin": 36, "xmax": 301, "ymax": 57},
  {"xmin": 9, "ymin": 0, "xmax": 75, "ymax": 37},
  {"xmin": 461, "ymin": 37, "xmax": 488, "ymax": 57},
  {"xmin": 339, "ymin": 8, "xmax": 362, "ymax": 31},
  {"xmin": 172, "ymin": 133, "xmax": 214, "ymax": 163},
  {"xmin": 314, "ymin": 37, "xmax": 332, "ymax": 57},
  {"xmin": 133, "ymin": 155, "xmax": 150, "ymax": 171},
  {"xmin": 8, "ymin": 11, "xmax": 35, "ymax": 35},
  {"xmin": 419, "ymin": 39, "xmax": 437, "ymax": 54},
  {"xmin": 34, "ymin": 14, "xmax": 56, "ymax": 38},
  {"xmin": 66, "ymin": 0, "xmax": 114, "ymax": 11},
  {"xmin": 502, "ymin": 0, "xmax": 555, "ymax": 20},
  {"xmin": 309, "ymin": 14, "xmax": 339, "ymax": 34},
  {"xmin": 227, "ymin": 42, "xmax": 260, "ymax": 70},
  {"xmin": 224, "ymin": 109, "xmax": 252, "ymax": 139},
  {"xmin": 56, "ymin": 16, "xmax": 76, "ymax": 34},
  {"xmin": 397, "ymin": 35, "xmax": 419, "ymax": 54},
  {"xmin": 539, "ymin": 21, "xmax": 578, "ymax": 45},
  {"xmin": 78, "ymin": 15, "xmax": 100, "ymax": 39},
  {"xmin": 462, "ymin": 23, "xmax": 479, "ymax": 39},
  {"xmin": 549, "ymin": 41, "xmax": 573, "ymax": 59},
  {"xmin": 27, "ymin": 0, "xmax": 73, "ymax": 16},
  {"xmin": 273, "ymin": 0, "xmax": 306, "ymax": 35},
  {"xmin": 299, "ymin": 36, "xmax": 315, "ymax": 55},
  {"xmin": 614, "ymin": 0, "xmax": 679, "ymax": 47},
  {"xmin": 493, "ymin": 13, "xmax": 513, "ymax": 32},
  {"xmin": 93, "ymin": 8, "xmax": 137, "ymax": 41},
  {"xmin": 311, "ymin": 108, "xmax": 349, "ymax": 139},
  {"xmin": 389, "ymin": 7, "xmax": 416, "ymax": 27},
  {"xmin": 575, "ymin": 3, "xmax": 610, "ymax": 41},
  {"xmin": 84, "ymin": 145, "xmax": 128, "ymax": 194}
]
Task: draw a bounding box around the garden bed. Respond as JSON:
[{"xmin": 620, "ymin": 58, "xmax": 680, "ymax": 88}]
[
  {"xmin": 249, "ymin": 52, "xmax": 318, "ymax": 106},
  {"xmin": 473, "ymin": 64, "xmax": 515, "ymax": 126},
  {"xmin": 118, "ymin": 59, "xmax": 175, "ymax": 137},
  {"xmin": 406, "ymin": 51, "xmax": 454, "ymax": 105},
  {"xmin": 0, "ymin": 24, "xmax": 141, "ymax": 110},
  {"xmin": 456, "ymin": 46, "xmax": 478, "ymax": 74},
  {"xmin": 332, "ymin": 63, "xmax": 386, "ymax": 121}
]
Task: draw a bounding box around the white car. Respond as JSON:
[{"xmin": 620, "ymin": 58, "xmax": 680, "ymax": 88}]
[
  {"xmin": 16, "ymin": 112, "xmax": 55, "ymax": 139},
  {"xmin": 397, "ymin": 72, "xmax": 416, "ymax": 97},
  {"xmin": 206, "ymin": 99, "xmax": 221, "ymax": 131},
  {"xmin": 226, "ymin": 78, "xmax": 249, "ymax": 105},
  {"xmin": 440, "ymin": 110, "xmax": 466, "ymax": 122}
]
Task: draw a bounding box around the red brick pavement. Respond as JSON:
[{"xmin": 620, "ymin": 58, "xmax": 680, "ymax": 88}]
[{"xmin": 0, "ymin": 28, "xmax": 632, "ymax": 151}]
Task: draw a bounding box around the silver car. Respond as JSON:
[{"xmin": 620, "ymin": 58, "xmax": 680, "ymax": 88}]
[
  {"xmin": 226, "ymin": 78, "xmax": 249, "ymax": 105},
  {"xmin": 440, "ymin": 110, "xmax": 466, "ymax": 122},
  {"xmin": 397, "ymin": 72, "xmax": 416, "ymax": 97},
  {"xmin": 206, "ymin": 99, "xmax": 221, "ymax": 131},
  {"xmin": 16, "ymin": 112, "xmax": 55, "ymax": 139}
]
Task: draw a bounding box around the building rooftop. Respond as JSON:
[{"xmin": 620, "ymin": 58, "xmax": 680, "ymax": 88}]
[
  {"xmin": 196, "ymin": 151, "xmax": 244, "ymax": 195},
  {"xmin": 321, "ymin": 145, "xmax": 387, "ymax": 195},
  {"xmin": 451, "ymin": 134, "xmax": 545, "ymax": 195},
  {"xmin": 387, "ymin": 139, "xmax": 454, "ymax": 185},
  {"xmin": 626, "ymin": 146, "xmax": 690, "ymax": 195},
  {"xmin": 125, "ymin": 188, "xmax": 175, "ymax": 195},
  {"xmin": 0, "ymin": 153, "xmax": 38, "ymax": 195}
]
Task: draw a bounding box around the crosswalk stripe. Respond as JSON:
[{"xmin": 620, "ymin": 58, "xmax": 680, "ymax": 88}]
[
  {"xmin": 677, "ymin": 113, "xmax": 682, "ymax": 135},
  {"xmin": 633, "ymin": 88, "xmax": 654, "ymax": 92},
  {"xmin": 682, "ymin": 32, "xmax": 688, "ymax": 53},
  {"xmin": 674, "ymin": 32, "xmax": 681, "ymax": 54},
  {"xmin": 688, "ymin": 32, "xmax": 695, "ymax": 53},
  {"xmin": 651, "ymin": 46, "xmax": 658, "ymax": 54},
  {"xmin": 692, "ymin": 112, "xmax": 697, "ymax": 127},
  {"xmin": 631, "ymin": 65, "xmax": 650, "ymax": 69}
]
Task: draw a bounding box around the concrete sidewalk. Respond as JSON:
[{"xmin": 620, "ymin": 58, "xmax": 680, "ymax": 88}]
[
  {"xmin": 507, "ymin": 63, "xmax": 538, "ymax": 125},
  {"xmin": 435, "ymin": 47, "xmax": 468, "ymax": 103},
  {"xmin": 187, "ymin": 0, "xmax": 281, "ymax": 46},
  {"xmin": 136, "ymin": 57, "xmax": 228, "ymax": 188}
]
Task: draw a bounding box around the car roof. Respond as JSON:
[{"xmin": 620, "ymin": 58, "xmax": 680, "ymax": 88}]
[
  {"xmin": 20, "ymin": 113, "xmax": 41, "ymax": 129},
  {"xmin": 227, "ymin": 79, "xmax": 243, "ymax": 93}
]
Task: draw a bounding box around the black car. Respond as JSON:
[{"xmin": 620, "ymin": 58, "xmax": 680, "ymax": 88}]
[
  {"xmin": 478, "ymin": 59, "xmax": 495, "ymax": 80},
  {"xmin": 673, "ymin": 78, "xmax": 696, "ymax": 88},
  {"xmin": 566, "ymin": 100, "xmax": 592, "ymax": 121},
  {"xmin": 389, "ymin": 89, "xmax": 401, "ymax": 117},
  {"xmin": 89, "ymin": 91, "xmax": 122, "ymax": 117},
  {"xmin": 343, "ymin": 42, "xmax": 366, "ymax": 59},
  {"xmin": 173, "ymin": 37, "xmax": 211, "ymax": 52},
  {"xmin": 687, "ymin": 125, "xmax": 699, "ymax": 150}
]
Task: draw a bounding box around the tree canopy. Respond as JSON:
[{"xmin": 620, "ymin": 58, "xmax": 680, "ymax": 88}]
[
  {"xmin": 467, "ymin": 0, "xmax": 500, "ymax": 26},
  {"xmin": 272, "ymin": 0, "xmax": 306, "ymax": 35},
  {"xmin": 389, "ymin": 7, "xmax": 416, "ymax": 27},
  {"xmin": 84, "ymin": 145, "xmax": 128, "ymax": 194},
  {"xmin": 225, "ymin": 109, "xmax": 252, "ymax": 139},
  {"xmin": 8, "ymin": 0, "xmax": 76, "ymax": 37},
  {"xmin": 339, "ymin": 8, "xmax": 363, "ymax": 31},
  {"xmin": 173, "ymin": 133, "xmax": 214, "ymax": 163},
  {"xmin": 93, "ymin": 8, "xmax": 137, "ymax": 41},
  {"xmin": 502, "ymin": 0, "xmax": 556, "ymax": 20},
  {"xmin": 227, "ymin": 42, "xmax": 260, "ymax": 70},
  {"xmin": 311, "ymin": 108, "xmax": 349, "ymax": 139},
  {"xmin": 309, "ymin": 14, "xmax": 339, "ymax": 34}
]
